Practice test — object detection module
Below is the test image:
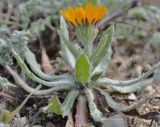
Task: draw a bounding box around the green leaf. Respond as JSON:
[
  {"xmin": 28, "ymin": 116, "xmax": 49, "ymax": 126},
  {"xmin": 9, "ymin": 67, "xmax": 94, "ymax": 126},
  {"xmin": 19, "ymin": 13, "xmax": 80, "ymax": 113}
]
[
  {"xmin": 0, "ymin": 76, "xmax": 16, "ymax": 91},
  {"xmin": 90, "ymin": 25, "xmax": 114, "ymax": 68},
  {"xmin": 8, "ymin": 30, "xmax": 29, "ymax": 57},
  {"xmin": 49, "ymin": 96, "xmax": 63, "ymax": 115},
  {"xmin": 2, "ymin": 86, "xmax": 40, "ymax": 124},
  {"xmin": 85, "ymin": 88, "xmax": 106, "ymax": 122},
  {"xmin": 59, "ymin": 16, "xmax": 76, "ymax": 69},
  {"xmin": 91, "ymin": 72, "xmax": 103, "ymax": 81},
  {"xmin": 58, "ymin": 30, "xmax": 80, "ymax": 58},
  {"xmin": 62, "ymin": 90, "xmax": 79, "ymax": 117},
  {"xmin": 91, "ymin": 48, "xmax": 112, "ymax": 80},
  {"xmin": 0, "ymin": 39, "xmax": 13, "ymax": 65},
  {"xmin": 1, "ymin": 110, "xmax": 10, "ymax": 124},
  {"xmin": 75, "ymin": 55, "xmax": 90, "ymax": 85}
]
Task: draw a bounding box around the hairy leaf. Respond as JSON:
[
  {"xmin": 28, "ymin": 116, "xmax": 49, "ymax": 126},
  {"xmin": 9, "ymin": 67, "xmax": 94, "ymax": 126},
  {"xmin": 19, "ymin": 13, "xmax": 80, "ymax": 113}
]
[
  {"xmin": 75, "ymin": 55, "xmax": 90, "ymax": 85},
  {"xmin": 91, "ymin": 48, "xmax": 112, "ymax": 80},
  {"xmin": 91, "ymin": 25, "xmax": 114, "ymax": 68},
  {"xmin": 0, "ymin": 39, "xmax": 13, "ymax": 65},
  {"xmin": 85, "ymin": 88, "xmax": 107, "ymax": 122},
  {"xmin": 0, "ymin": 76, "xmax": 16, "ymax": 91},
  {"xmin": 8, "ymin": 31, "xmax": 29, "ymax": 56},
  {"xmin": 62, "ymin": 90, "xmax": 79, "ymax": 117},
  {"xmin": 59, "ymin": 16, "xmax": 76, "ymax": 69},
  {"xmin": 2, "ymin": 86, "xmax": 41, "ymax": 124}
]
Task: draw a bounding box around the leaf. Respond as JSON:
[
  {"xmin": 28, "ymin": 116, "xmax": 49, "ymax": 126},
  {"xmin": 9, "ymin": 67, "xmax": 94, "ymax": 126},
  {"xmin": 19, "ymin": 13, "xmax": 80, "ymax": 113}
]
[
  {"xmin": 2, "ymin": 86, "xmax": 41, "ymax": 124},
  {"xmin": 8, "ymin": 30, "xmax": 29, "ymax": 57},
  {"xmin": 75, "ymin": 55, "xmax": 90, "ymax": 85},
  {"xmin": 0, "ymin": 76, "xmax": 16, "ymax": 91},
  {"xmin": 59, "ymin": 16, "xmax": 76, "ymax": 69},
  {"xmin": 91, "ymin": 48, "xmax": 112, "ymax": 80},
  {"xmin": 98, "ymin": 88, "xmax": 155, "ymax": 112},
  {"xmin": 84, "ymin": 88, "xmax": 107, "ymax": 122},
  {"xmin": 0, "ymin": 39, "xmax": 13, "ymax": 65},
  {"xmin": 0, "ymin": 26, "xmax": 10, "ymax": 39},
  {"xmin": 61, "ymin": 90, "xmax": 79, "ymax": 117},
  {"xmin": 49, "ymin": 96, "xmax": 62, "ymax": 115},
  {"xmin": 109, "ymin": 79, "xmax": 153, "ymax": 93},
  {"xmin": 90, "ymin": 25, "xmax": 114, "ymax": 68},
  {"xmin": 59, "ymin": 30, "xmax": 80, "ymax": 58}
]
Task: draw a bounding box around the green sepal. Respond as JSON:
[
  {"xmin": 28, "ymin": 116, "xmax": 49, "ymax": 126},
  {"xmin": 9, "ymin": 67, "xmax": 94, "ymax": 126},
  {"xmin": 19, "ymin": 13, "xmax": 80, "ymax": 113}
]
[{"xmin": 76, "ymin": 25, "xmax": 98, "ymax": 56}]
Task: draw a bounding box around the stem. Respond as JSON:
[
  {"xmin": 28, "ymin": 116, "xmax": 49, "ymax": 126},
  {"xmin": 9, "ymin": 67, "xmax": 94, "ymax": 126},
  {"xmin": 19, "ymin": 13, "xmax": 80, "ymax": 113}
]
[{"xmin": 75, "ymin": 95, "xmax": 88, "ymax": 127}]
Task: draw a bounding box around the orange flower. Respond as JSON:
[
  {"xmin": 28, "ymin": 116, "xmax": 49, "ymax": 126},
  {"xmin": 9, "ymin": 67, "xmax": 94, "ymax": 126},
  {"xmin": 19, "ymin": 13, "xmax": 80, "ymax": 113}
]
[{"xmin": 61, "ymin": 3, "xmax": 107, "ymax": 26}]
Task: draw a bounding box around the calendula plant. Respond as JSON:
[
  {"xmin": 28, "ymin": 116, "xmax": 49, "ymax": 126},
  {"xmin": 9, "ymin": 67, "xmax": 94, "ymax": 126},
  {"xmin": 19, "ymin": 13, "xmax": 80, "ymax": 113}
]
[{"xmin": 1, "ymin": 2, "xmax": 160, "ymax": 126}]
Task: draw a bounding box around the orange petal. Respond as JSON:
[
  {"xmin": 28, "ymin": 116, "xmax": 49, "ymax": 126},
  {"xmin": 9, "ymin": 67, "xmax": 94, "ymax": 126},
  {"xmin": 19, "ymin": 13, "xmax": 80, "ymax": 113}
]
[
  {"xmin": 85, "ymin": 3, "xmax": 94, "ymax": 24},
  {"xmin": 94, "ymin": 5, "xmax": 107, "ymax": 23},
  {"xmin": 60, "ymin": 10, "xmax": 76, "ymax": 26},
  {"xmin": 75, "ymin": 7, "xmax": 85, "ymax": 24}
]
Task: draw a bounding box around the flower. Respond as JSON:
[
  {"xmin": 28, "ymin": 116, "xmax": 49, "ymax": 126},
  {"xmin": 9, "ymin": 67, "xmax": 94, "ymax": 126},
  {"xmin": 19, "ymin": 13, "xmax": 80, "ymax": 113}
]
[{"xmin": 61, "ymin": 3, "xmax": 107, "ymax": 26}]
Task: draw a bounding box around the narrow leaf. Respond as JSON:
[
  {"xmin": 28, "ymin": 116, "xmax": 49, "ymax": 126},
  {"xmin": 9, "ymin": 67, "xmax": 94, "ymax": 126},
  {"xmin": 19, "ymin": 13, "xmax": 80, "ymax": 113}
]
[
  {"xmin": 84, "ymin": 88, "xmax": 107, "ymax": 122},
  {"xmin": 98, "ymin": 88, "xmax": 155, "ymax": 112},
  {"xmin": 3, "ymin": 85, "xmax": 41, "ymax": 124},
  {"xmin": 75, "ymin": 55, "xmax": 90, "ymax": 84},
  {"xmin": 91, "ymin": 48, "xmax": 112, "ymax": 80},
  {"xmin": 91, "ymin": 25, "xmax": 114, "ymax": 68},
  {"xmin": 49, "ymin": 96, "xmax": 63, "ymax": 115},
  {"xmin": 109, "ymin": 79, "xmax": 153, "ymax": 93},
  {"xmin": 59, "ymin": 16, "xmax": 76, "ymax": 68},
  {"xmin": 62, "ymin": 90, "xmax": 79, "ymax": 117}
]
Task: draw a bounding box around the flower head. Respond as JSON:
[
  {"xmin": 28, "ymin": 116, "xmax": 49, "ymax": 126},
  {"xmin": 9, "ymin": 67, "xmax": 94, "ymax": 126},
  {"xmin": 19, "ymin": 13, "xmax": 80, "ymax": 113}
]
[{"xmin": 61, "ymin": 3, "xmax": 107, "ymax": 26}]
